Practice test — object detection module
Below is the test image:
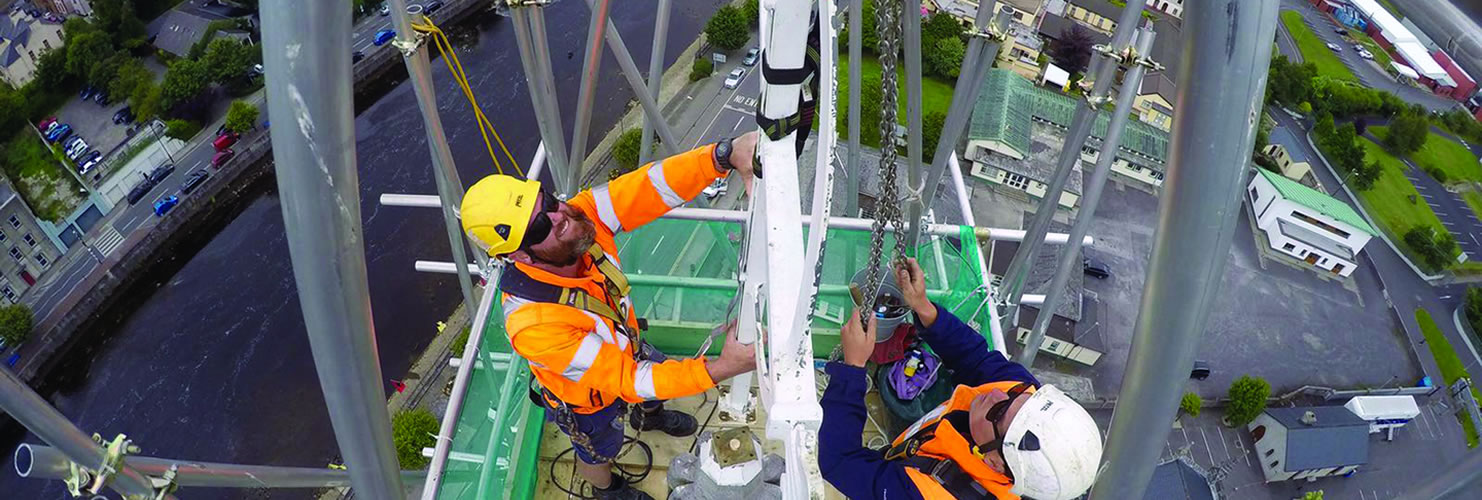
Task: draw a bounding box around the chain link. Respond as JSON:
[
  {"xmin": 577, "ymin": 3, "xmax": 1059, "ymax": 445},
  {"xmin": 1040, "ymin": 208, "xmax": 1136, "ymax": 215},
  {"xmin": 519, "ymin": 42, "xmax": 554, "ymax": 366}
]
[{"xmin": 861, "ymin": 0, "xmax": 906, "ymax": 324}]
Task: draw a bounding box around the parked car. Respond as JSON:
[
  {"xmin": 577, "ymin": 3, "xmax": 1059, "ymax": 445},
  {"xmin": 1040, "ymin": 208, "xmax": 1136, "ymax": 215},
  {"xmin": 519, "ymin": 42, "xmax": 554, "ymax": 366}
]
[
  {"xmin": 1358, "ymin": 50, "xmax": 1374, "ymax": 60},
  {"xmin": 65, "ymin": 138, "xmax": 89, "ymax": 160},
  {"xmin": 427, "ymin": 1, "xmax": 444, "ymax": 13},
  {"xmin": 179, "ymin": 169, "xmax": 210, "ymax": 195},
  {"xmin": 43, "ymin": 121, "xmax": 60, "ymax": 135},
  {"xmin": 353, "ymin": 50, "xmax": 366, "ymax": 63},
  {"xmin": 80, "ymin": 86, "xmax": 96, "ymax": 100},
  {"xmin": 126, "ymin": 179, "xmax": 158, "ymax": 205},
  {"xmin": 1334, "ymin": 27, "xmax": 1349, "ymax": 36},
  {"xmin": 374, "ymin": 29, "xmax": 396, "ymax": 46},
  {"xmin": 113, "ymin": 106, "xmax": 134, "ymax": 124},
  {"xmin": 379, "ymin": 3, "xmax": 390, "ymax": 15},
  {"xmin": 47, "ymin": 124, "xmax": 72, "ymax": 142},
  {"xmin": 702, "ymin": 178, "xmax": 727, "ymax": 199},
  {"xmin": 77, "ymin": 152, "xmax": 102, "ymax": 174},
  {"xmin": 94, "ymin": 91, "xmax": 109, "ymax": 105},
  {"xmin": 37, "ymin": 117, "xmax": 56, "ymax": 130},
  {"xmin": 147, "ymin": 163, "xmax": 176, "ymax": 184},
  {"xmin": 1083, "ymin": 257, "xmax": 1111, "ymax": 279},
  {"xmin": 743, "ymin": 48, "xmax": 760, "ymax": 66},
  {"xmin": 213, "ymin": 132, "xmax": 239, "ymax": 152},
  {"xmin": 211, "ymin": 149, "xmax": 236, "ymax": 168},
  {"xmin": 153, "ymin": 195, "xmax": 180, "ymax": 217},
  {"xmin": 723, "ymin": 68, "xmax": 745, "ymax": 89},
  {"xmin": 1326, "ymin": 42, "xmax": 1342, "ymax": 52}
]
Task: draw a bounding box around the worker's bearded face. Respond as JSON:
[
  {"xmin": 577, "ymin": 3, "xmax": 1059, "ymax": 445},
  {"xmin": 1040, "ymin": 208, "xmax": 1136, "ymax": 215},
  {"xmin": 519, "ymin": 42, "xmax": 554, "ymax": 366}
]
[{"xmin": 528, "ymin": 204, "xmax": 597, "ymax": 267}]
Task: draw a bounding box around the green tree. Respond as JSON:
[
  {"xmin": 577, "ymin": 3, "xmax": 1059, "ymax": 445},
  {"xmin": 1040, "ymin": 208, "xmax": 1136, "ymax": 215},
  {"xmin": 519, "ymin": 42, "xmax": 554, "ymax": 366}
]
[
  {"xmin": 165, "ymin": 119, "xmax": 203, "ymax": 140},
  {"xmin": 224, "ymin": 100, "xmax": 259, "ymax": 134},
  {"xmin": 926, "ymin": 36, "xmax": 966, "ymax": 79},
  {"xmin": 743, "ymin": 0, "xmax": 760, "ymax": 27},
  {"xmin": 860, "ymin": 73, "xmax": 884, "ymax": 147},
  {"xmin": 392, "ymin": 409, "xmax": 439, "ymax": 469},
  {"xmin": 0, "ymin": 303, "xmax": 34, "ymax": 347},
  {"xmin": 88, "ymin": 52, "xmax": 132, "ymax": 90},
  {"xmin": 130, "ymin": 81, "xmax": 165, "ymax": 121},
  {"xmin": 1314, "ymin": 112, "xmax": 1336, "ymax": 139},
  {"xmin": 1385, "ymin": 111, "xmax": 1429, "ymax": 155},
  {"xmin": 613, "ymin": 128, "xmax": 645, "ymax": 172},
  {"xmin": 922, "ymin": 110, "xmax": 946, "ymax": 163},
  {"xmin": 706, "ymin": 5, "xmax": 749, "ymax": 51},
  {"xmin": 1225, "ymin": 375, "xmax": 1270, "ymax": 427},
  {"xmin": 1467, "ymin": 287, "xmax": 1482, "ymax": 334},
  {"xmin": 690, "ymin": 58, "xmax": 714, "ymax": 82},
  {"xmin": 202, "ymin": 39, "xmax": 256, "ymax": 84},
  {"xmin": 923, "ymin": 13, "xmax": 965, "ymax": 47},
  {"xmin": 1051, "ymin": 25, "xmax": 1094, "ymax": 74},
  {"xmin": 1180, "ymin": 392, "xmax": 1201, "ymax": 417},
  {"xmin": 1348, "ymin": 159, "xmax": 1380, "ymax": 191},
  {"xmin": 65, "ymin": 31, "xmax": 116, "ymax": 80},
  {"xmin": 1302, "ymin": 492, "xmax": 1324, "ymax": 500},
  {"xmin": 32, "ymin": 49, "xmax": 70, "ymax": 89},
  {"xmin": 109, "ymin": 58, "xmax": 154, "ymax": 103},
  {"xmin": 162, "ymin": 58, "xmax": 212, "ymax": 106},
  {"xmin": 92, "ymin": 0, "xmax": 147, "ymax": 47},
  {"xmin": 1405, "ymin": 226, "xmax": 1458, "ymax": 271}
]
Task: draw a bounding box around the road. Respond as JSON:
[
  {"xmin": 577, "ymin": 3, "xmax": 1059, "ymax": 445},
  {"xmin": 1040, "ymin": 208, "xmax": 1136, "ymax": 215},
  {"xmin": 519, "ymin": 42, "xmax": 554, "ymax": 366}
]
[{"xmin": 1277, "ymin": 0, "xmax": 1462, "ymax": 113}]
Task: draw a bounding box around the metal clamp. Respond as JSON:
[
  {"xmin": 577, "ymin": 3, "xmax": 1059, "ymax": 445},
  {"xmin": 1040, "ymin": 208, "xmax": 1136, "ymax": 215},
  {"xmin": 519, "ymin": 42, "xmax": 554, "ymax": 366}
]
[
  {"xmin": 391, "ymin": 31, "xmax": 428, "ymax": 57},
  {"xmin": 150, "ymin": 466, "xmax": 180, "ymax": 500},
  {"xmin": 966, "ymin": 25, "xmax": 1007, "ymax": 42}
]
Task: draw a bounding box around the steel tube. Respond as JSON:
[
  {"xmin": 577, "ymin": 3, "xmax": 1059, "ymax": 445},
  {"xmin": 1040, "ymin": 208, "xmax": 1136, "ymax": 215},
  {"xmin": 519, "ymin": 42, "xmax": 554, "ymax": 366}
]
[
  {"xmin": 998, "ymin": 0, "xmax": 1146, "ymax": 319},
  {"xmin": 845, "ymin": 0, "xmax": 862, "ymax": 216},
  {"xmin": 911, "ymin": 8, "xmax": 1009, "ymax": 249},
  {"xmin": 639, "ymin": 0, "xmax": 672, "ymax": 165},
  {"xmin": 949, "ymin": 154, "xmax": 974, "ymax": 226},
  {"xmin": 1018, "ymin": 27, "xmax": 1154, "ymax": 367},
  {"xmin": 509, "ymin": 7, "xmax": 572, "ymax": 197},
  {"xmin": 261, "ymin": 1, "xmax": 404, "ymax": 496},
  {"xmin": 592, "ymin": 0, "xmax": 681, "ymax": 155},
  {"xmin": 0, "ymin": 369, "xmax": 158, "ymax": 497},
  {"xmin": 901, "ymin": 0, "xmax": 924, "ymax": 253},
  {"xmin": 16, "ymin": 444, "xmax": 427, "ymax": 488},
  {"xmin": 1394, "ymin": 449, "xmax": 1482, "ymax": 500},
  {"xmin": 1090, "ymin": 0, "xmax": 1279, "ymax": 497},
  {"xmin": 386, "ymin": 0, "xmax": 477, "ymax": 316},
  {"xmin": 567, "ymin": 0, "xmax": 612, "ymax": 192}
]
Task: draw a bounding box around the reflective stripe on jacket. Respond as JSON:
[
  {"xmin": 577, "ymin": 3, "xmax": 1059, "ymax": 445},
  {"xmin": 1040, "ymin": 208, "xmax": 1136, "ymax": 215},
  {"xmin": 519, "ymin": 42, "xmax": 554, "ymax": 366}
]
[
  {"xmin": 893, "ymin": 382, "xmax": 1032, "ymax": 499},
  {"xmin": 502, "ymin": 145, "xmax": 727, "ymax": 414}
]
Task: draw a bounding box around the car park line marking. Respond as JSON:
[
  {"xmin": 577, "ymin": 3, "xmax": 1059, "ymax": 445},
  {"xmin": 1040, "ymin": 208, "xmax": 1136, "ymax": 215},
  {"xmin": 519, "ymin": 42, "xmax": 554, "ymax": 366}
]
[
  {"xmin": 1215, "ymin": 425, "xmax": 1232, "ymax": 461},
  {"xmin": 1198, "ymin": 427, "xmax": 1217, "ymax": 466}
]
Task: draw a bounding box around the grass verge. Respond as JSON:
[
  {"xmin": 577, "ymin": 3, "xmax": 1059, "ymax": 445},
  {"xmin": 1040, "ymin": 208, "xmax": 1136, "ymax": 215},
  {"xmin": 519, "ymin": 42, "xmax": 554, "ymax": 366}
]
[
  {"xmin": 1351, "ymin": 137, "xmax": 1448, "ymax": 265},
  {"xmin": 1373, "ymin": 126, "xmax": 1482, "ymax": 184},
  {"xmin": 835, "ymin": 56, "xmax": 955, "ymax": 148},
  {"xmin": 0, "ymin": 132, "xmax": 85, "ymax": 222},
  {"xmin": 1414, "ymin": 308, "xmax": 1481, "ymax": 448},
  {"xmin": 1280, "ymin": 10, "xmax": 1358, "ymax": 82}
]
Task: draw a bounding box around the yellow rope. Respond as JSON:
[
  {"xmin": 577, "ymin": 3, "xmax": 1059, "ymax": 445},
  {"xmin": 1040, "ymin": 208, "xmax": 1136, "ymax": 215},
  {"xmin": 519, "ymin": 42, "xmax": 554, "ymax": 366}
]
[{"xmin": 411, "ymin": 16, "xmax": 524, "ymax": 177}]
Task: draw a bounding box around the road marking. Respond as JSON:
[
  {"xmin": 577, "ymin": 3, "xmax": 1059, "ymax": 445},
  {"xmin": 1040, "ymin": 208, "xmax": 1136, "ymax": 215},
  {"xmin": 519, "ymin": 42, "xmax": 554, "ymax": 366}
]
[
  {"xmin": 723, "ymin": 105, "xmax": 751, "ymax": 114},
  {"xmin": 1198, "ymin": 427, "xmax": 1217, "ymax": 466},
  {"xmin": 1436, "ymin": 211, "xmax": 1449, "ymax": 216},
  {"xmin": 94, "ymin": 227, "xmax": 125, "ymax": 257},
  {"xmin": 732, "ymin": 116, "xmax": 745, "ymax": 132},
  {"xmin": 1215, "ymin": 425, "xmax": 1232, "ymax": 461},
  {"xmin": 692, "ymin": 68, "xmax": 758, "ymax": 148}
]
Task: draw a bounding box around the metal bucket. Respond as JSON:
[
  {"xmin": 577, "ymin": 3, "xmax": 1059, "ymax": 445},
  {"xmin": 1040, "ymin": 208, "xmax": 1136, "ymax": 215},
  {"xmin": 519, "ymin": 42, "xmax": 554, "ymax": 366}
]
[{"xmin": 849, "ymin": 267, "xmax": 913, "ymax": 342}]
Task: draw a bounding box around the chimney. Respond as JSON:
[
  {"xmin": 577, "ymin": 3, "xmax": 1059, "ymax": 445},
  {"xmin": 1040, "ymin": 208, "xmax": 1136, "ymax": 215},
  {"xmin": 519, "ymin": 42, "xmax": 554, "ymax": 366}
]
[{"xmin": 1300, "ymin": 411, "xmax": 1318, "ymax": 426}]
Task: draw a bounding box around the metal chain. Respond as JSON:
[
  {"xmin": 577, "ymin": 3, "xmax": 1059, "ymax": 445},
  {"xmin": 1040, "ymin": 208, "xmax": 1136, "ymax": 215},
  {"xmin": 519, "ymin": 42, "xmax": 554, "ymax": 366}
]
[{"xmin": 862, "ymin": 0, "xmax": 905, "ymax": 324}]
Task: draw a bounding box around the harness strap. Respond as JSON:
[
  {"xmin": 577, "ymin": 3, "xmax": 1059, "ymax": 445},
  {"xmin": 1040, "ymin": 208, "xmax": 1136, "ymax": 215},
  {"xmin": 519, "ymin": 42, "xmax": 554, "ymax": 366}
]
[
  {"xmin": 501, "ymin": 244, "xmax": 632, "ymax": 327},
  {"xmin": 898, "ymin": 456, "xmax": 995, "ymax": 499}
]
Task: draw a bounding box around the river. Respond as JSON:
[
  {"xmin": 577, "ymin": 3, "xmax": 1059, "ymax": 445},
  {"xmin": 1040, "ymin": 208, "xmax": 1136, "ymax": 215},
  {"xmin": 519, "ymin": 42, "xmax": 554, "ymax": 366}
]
[{"xmin": 0, "ymin": 1, "xmax": 724, "ymax": 498}]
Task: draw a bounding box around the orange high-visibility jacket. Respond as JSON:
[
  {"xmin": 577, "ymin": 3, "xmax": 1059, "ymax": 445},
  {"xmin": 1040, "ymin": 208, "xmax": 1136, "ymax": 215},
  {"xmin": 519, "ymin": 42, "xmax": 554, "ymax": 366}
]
[
  {"xmin": 502, "ymin": 144, "xmax": 728, "ymax": 414},
  {"xmin": 892, "ymin": 381, "xmax": 1032, "ymax": 499}
]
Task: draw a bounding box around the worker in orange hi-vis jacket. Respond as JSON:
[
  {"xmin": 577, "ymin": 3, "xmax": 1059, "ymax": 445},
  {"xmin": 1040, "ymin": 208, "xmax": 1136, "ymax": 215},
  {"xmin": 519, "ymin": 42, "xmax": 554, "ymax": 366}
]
[{"xmin": 461, "ymin": 131, "xmax": 761, "ymax": 500}]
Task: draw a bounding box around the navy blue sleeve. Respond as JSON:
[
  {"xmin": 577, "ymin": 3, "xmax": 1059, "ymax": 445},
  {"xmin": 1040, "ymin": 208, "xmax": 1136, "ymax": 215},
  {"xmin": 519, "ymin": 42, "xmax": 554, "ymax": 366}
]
[
  {"xmin": 916, "ymin": 302, "xmax": 1039, "ymax": 388},
  {"xmin": 817, "ymin": 361, "xmax": 925, "ymax": 500}
]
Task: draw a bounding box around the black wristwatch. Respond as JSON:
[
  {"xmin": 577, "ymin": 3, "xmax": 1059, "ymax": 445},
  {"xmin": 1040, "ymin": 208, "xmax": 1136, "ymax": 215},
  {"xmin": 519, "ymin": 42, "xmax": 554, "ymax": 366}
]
[{"xmin": 713, "ymin": 138, "xmax": 735, "ymax": 172}]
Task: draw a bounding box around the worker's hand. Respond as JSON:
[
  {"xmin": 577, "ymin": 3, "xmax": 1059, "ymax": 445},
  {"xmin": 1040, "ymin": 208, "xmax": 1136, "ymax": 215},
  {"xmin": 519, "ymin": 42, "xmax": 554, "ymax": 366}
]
[
  {"xmin": 895, "ymin": 258, "xmax": 937, "ymax": 328},
  {"xmin": 706, "ymin": 322, "xmax": 757, "ymax": 383},
  {"xmin": 729, "ymin": 131, "xmax": 760, "ymax": 195},
  {"xmin": 841, "ymin": 307, "xmax": 877, "ymax": 368}
]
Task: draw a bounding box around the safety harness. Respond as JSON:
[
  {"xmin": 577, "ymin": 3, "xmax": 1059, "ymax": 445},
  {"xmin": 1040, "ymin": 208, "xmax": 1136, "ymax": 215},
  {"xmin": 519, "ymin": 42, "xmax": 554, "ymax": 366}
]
[
  {"xmin": 756, "ymin": 11, "xmax": 821, "ymax": 156},
  {"xmin": 501, "ymin": 243, "xmax": 646, "ymax": 463},
  {"xmin": 882, "ymin": 421, "xmax": 1000, "ymax": 499}
]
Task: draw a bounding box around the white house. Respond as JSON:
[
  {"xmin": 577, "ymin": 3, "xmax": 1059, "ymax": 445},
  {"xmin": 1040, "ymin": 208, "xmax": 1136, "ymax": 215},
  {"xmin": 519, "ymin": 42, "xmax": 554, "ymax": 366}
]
[
  {"xmin": 1248, "ymin": 406, "xmax": 1370, "ymax": 483},
  {"xmin": 1248, "ymin": 169, "xmax": 1376, "ymax": 277}
]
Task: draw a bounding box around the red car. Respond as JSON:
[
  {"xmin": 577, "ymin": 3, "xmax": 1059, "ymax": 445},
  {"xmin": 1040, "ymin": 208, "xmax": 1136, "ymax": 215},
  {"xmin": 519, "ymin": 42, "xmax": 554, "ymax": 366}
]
[
  {"xmin": 37, "ymin": 117, "xmax": 56, "ymax": 130},
  {"xmin": 213, "ymin": 132, "xmax": 239, "ymax": 152},
  {"xmin": 211, "ymin": 149, "xmax": 236, "ymax": 168}
]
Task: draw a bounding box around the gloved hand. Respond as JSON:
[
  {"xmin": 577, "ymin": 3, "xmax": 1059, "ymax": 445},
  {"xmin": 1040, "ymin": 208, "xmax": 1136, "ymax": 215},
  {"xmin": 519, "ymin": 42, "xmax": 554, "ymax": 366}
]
[
  {"xmin": 895, "ymin": 258, "xmax": 938, "ymax": 328},
  {"xmin": 841, "ymin": 306, "xmax": 878, "ymax": 368}
]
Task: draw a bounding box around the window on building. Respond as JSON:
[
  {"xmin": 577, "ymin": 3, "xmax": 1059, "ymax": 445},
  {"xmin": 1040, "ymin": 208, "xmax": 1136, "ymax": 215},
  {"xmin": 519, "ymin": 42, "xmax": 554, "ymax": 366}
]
[
  {"xmin": 1265, "ymin": 449, "xmax": 1275, "ymax": 457},
  {"xmin": 1291, "ymin": 211, "xmax": 1352, "ymax": 238},
  {"xmin": 1252, "ymin": 425, "xmax": 1266, "ymax": 441},
  {"xmin": 8, "ymin": 216, "xmax": 20, "ymax": 229},
  {"xmin": 34, "ymin": 253, "xmax": 48, "ymax": 268},
  {"xmin": 27, "ymin": 50, "xmax": 35, "ymax": 62},
  {"xmin": 1270, "ymin": 460, "xmax": 1280, "ymax": 469},
  {"xmin": 22, "ymin": 233, "xmax": 35, "ymax": 247},
  {"xmin": 1250, "ymin": 187, "xmax": 1260, "ymax": 202},
  {"xmin": 0, "ymin": 231, "xmax": 8, "ymax": 243},
  {"xmin": 1003, "ymin": 172, "xmax": 1030, "ymax": 190},
  {"xmin": 42, "ymin": 39, "xmax": 50, "ymax": 50},
  {"xmin": 8, "ymin": 248, "xmax": 20, "ymax": 262},
  {"xmin": 1, "ymin": 286, "xmax": 14, "ymax": 304},
  {"xmin": 1283, "ymin": 243, "xmax": 1296, "ymax": 251}
]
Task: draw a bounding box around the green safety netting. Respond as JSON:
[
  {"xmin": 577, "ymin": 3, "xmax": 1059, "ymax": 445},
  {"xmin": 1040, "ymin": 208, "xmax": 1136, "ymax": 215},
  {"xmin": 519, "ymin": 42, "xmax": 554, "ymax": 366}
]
[{"xmin": 433, "ymin": 217, "xmax": 997, "ymax": 499}]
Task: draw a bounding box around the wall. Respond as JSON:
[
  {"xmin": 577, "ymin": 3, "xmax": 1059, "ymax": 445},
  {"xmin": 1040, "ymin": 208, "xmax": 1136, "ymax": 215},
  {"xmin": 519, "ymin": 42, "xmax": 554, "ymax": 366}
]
[
  {"xmin": 1248, "ymin": 413, "xmax": 1293, "ymax": 483},
  {"xmin": 1132, "ymin": 94, "xmax": 1173, "ymax": 131},
  {"xmin": 1247, "ymin": 175, "xmax": 1371, "ymax": 277},
  {"xmin": 968, "ymin": 161, "xmax": 1079, "ymax": 209}
]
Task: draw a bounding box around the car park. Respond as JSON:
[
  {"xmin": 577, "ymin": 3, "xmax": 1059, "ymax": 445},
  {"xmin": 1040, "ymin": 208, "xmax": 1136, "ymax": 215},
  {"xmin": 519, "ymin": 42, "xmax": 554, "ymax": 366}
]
[
  {"xmin": 113, "ymin": 106, "xmax": 134, "ymax": 124},
  {"xmin": 153, "ymin": 196, "xmax": 180, "ymax": 217},
  {"xmin": 213, "ymin": 132, "xmax": 239, "ymax": 152},
  {"xmin": 179, "ymin": 169, "xmax": 210, "ymax": 195},
  {"xmin": 37, "ymin": 117, "xmax": 56, "ymax": 130},
  {"xmin": 723, "ymin": 68, "xmax": 745, "ymax": 89},
  {"xmin": 79, "ymin": 87, "xmax": 95, "ymax": 101},
  {"xmin": 43, "ymin": 121, "xmax": 60, "ymax": 135},
  {"xmin": 211, "ymin": 149, "xmax": 236, "ymax": 168},
  {"xmin": 65, "ymin": 139, "xmax": 89, "ymax": 160},
  {"xmin": 743, "ymin": 48, "xmax": 759, "ymax": 66},
  {"xmin": 374, "ymin": 29, "xmax": 396, "ymax": 46}
]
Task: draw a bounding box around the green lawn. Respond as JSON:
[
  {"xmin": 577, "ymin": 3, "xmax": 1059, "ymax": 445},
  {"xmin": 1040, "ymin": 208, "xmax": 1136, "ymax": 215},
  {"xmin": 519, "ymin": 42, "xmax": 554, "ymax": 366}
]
[
  {"xmin": 1353, "ymin": 137, "xmax": 1446, "ymax": 246},
  {"xmin": 1280, "ymin": 10, "xmax": 1358, "ymax": 82},
  {"xmin": 1371, "ymin": 126, "xmax": 1481, "ymax": 184},
  {"xmin": 1349, "ymin": 30, "xmax": 1394, "ymax": 69},
  {"xmin": 835, "ymin": 56, "xmax": 955, "ymax": 148},
  {"xmin": 1415, "ymin": 308, "xmax": 1481, "ymax": 448},
  {"xmin": 0, "ymin": 132, "xmax": 84, "ymax": 222}
]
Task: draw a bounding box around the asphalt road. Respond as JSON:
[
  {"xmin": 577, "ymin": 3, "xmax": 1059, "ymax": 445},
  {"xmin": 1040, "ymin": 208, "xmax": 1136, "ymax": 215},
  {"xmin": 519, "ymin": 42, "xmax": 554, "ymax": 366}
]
[{"xmin": 1393, "ymin": 151, "xmax": 1482, "ymax": 257}]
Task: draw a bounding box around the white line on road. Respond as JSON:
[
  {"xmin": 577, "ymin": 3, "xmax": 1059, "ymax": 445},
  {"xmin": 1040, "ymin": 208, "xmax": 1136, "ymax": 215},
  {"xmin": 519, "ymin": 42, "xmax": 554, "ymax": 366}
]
[
  {"xmin": 692, "ymin": 70, "xmax": 757, "ymax": 149},
  {"xmin": 1198, "ymin": 427, "xmax": 1217, "ymax": 466},
  {"xmin": 732, "ymin": 116, "xmax": 745, "ymax": 132},
  {"xmin": 1215, "ymin": 425, "xmax": 1232, "ymax": 462}
]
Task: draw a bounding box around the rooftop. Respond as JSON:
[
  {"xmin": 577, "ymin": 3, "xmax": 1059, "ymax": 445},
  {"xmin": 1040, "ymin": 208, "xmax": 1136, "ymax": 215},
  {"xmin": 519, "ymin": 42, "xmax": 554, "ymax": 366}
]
[
  {"xmin": 1143, "ymin": 456, "xmax": 1217, "ymax": 500},
  {"xmin": 1256, "ymin": 169, "xmax": 1377, "ymax": 236},
  {"xmin": 797, "ymin": 139, "xmax": 966, "ymax": 225},
  {"xmin": 973, "ymin": 121, "xmax": 1087, "ymax": 194},
  {"xmin": 1266, "ymin": 406, "xmax": 1370, "ymax": 472},
  {"xmin": 990, "ymin": 219, "xmax": 1083, "ymax": 322},
  {"xmin": 968, "ymin": 69, "xmax": 1171, "ymax": 167},
  {"xmin": 147, "ymin": 8, "xmax": 227, "ymax": 57}
]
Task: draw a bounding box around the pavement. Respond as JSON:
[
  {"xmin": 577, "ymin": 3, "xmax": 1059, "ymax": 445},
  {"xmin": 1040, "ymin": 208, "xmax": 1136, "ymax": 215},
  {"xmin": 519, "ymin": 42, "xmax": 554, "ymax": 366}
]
[{"xmin": 1277, "ymin": 0, "xmax": 1462, "ymax": 114}]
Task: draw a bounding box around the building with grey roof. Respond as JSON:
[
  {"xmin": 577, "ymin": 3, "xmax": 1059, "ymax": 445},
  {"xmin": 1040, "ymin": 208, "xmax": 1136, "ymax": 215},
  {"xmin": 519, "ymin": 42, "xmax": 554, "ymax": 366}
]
[
  {"xmin": 147, "ymin": 8, "xmax": 219, "ymax": 57},
  {"xmin": 1248, "ymin": 406, "xmax": 1370, "ymax": 483},
  {"xmin": 989, "ymin": 219, "xmax": 1083, "ymax": 323},
  {"xmin": 1143, "ymin": 456, "xmax": 1217, "ymax": 500},
  {"xmin": 0, "ymin": 3, "xmax": 63, "ymax": 87}
]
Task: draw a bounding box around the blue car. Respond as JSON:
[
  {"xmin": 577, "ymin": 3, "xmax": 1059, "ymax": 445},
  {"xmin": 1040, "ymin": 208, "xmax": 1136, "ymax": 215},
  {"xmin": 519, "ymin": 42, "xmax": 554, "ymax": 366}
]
[
  {"xmin": 46, "ymin": 124, "xmax": 72, "ymax": 142},
  {"xmin": 373, "ymin": 29, "xmax": 395, "ymax": 46},
  {"xmin": 153, "ymin": 195, "xmax": 180, "ymax": 217}
]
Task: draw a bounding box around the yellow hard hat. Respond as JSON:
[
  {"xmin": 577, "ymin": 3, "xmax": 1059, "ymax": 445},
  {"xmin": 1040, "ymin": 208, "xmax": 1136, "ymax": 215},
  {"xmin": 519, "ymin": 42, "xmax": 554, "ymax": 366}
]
[{"xmin": 462, "ymin": 175, "xmax": 543, "ymax": 257}]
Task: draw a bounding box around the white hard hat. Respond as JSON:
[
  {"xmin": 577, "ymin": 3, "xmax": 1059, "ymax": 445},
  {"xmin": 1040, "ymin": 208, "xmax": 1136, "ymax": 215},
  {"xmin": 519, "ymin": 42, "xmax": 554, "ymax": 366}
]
[{"xmin": 1000, "ymin": 385, "xmax": 1103, "ymax": 500}]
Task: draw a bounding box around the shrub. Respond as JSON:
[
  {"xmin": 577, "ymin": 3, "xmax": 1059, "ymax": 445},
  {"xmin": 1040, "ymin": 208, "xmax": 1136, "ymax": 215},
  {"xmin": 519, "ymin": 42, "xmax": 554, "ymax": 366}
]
[
  {"xmin": 1425, "ymin": 166, "xmax": 1449, "ymax": 185},
  {"xmin": 1225, "ymin": 375, "xmax": 1270, "ymax": 427},
  {"xmin": 690, "ymin": 58, "xmax": 714, "ymax": 82},
  {"xmin": 164, "ymin": 119, "xmax": 202, "ymax": 141},
  {"xmin": 224, "ymin": 100, "xmax": 259, "ymax": 134},
  {"xmin": 1405, "ymin": 226, "xmax": 1458, "ymax": 272},
  {"xmin": 451, "ymin": 326, "xmax": 472, "ymax": 358},
  {"xmin": 705, "ymin": 5, "xmax": 748, "ymax": 51},
  {"xmin": 611, "ymin": 128, "xmax": 657, "ymax": 175},
  {"xmin": 1180, "ymin": 392, "xmax": 1201, "ymax": 418},
  {"xmin": 392, "ymin": 408, "xmax": 439, "ymax": 469},
  {"xmin": 0, "ymin": 304, "xmax": 34, "ymax": 347}
]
